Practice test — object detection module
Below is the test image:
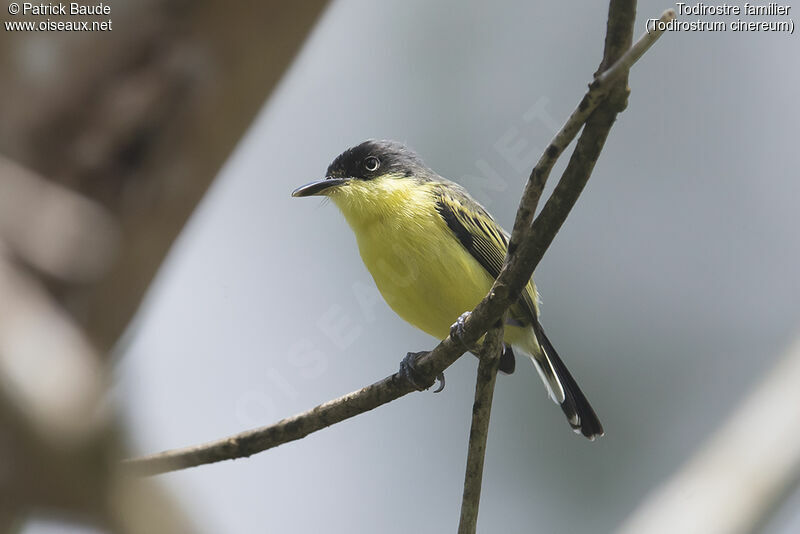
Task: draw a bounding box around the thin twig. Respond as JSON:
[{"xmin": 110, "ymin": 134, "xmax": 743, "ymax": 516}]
[
  {"xmin": 502, "ymin": 0, "xmax": 651, "ymax": 303},
  {"xmin": 457, "ymin": 322, "xmax": 505, "ymax": 534},
  {"xmin": 456, "ymin": 2, "xmax": 647, "ymax": 530},
  {"xmin": 460, "ymin": 5, "xmax": 674, "ymax": 339},
  {"xmin": 505, "ymin": 7, "xmax": 675, "ymax": 257},
  {"xmin": 596, "ymin": 8, "xmax": 675, "ymax": 86},
  {"xmin": 124, "ymin": 375, "xmax": 414, "ymax": 475},
  {"xmin": 123, "ymin": 5, "xmax": 673, "ymax": 476}
]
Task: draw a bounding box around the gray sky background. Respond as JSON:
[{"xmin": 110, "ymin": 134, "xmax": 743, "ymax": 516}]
[{"xmin": 71, "ymin": 1, "xmax": 800, "ymax": 532}]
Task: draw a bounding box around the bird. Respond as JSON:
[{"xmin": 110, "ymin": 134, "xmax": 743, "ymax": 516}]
[{"xmin": 292, "ymin": 140, "xmax": 603, "ymax": 440}]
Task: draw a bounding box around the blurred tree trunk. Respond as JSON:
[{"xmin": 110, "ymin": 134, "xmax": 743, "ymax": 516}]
[
  {"xmin": 0, "ymin": 1, "xmax": 327, "ymax": 528},
  {"xmin": 0, "ymin": 0, "xmax": 328, "ymax": 352}
]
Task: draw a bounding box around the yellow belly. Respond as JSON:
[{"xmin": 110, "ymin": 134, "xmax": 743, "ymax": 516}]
[{"xmin": 356, "ymin": 211, "xmax": 493, "ymax": 341}]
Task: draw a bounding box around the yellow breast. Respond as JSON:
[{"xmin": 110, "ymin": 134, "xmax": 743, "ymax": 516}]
[{"xmin": 329, "ymin": 176, "xmax": 495, "ymax": 340}]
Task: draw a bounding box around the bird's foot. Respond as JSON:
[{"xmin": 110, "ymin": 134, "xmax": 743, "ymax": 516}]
[
  {"xmin": 449, "ymin": 311, "xmax": 472, "ymax": 348},
  {"xmin": 399, "ymin": 351, "xmax": 445, "ymax": 393}
]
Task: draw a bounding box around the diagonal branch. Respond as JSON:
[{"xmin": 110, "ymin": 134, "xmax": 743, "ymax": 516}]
[
  {"xmin": 505, "ymin": 6, "xmax": 674, "ymax": 254},
  {"xmin": 445, "ymin": 6, "xmax": 674, "ymax": 346},
  {"xmin": 456, "ymin": 2, "xmax": 662, "ymax": 529},
  {"xmin": 123, "ymin": 6, "xmax": 675, "ymax": 477}
]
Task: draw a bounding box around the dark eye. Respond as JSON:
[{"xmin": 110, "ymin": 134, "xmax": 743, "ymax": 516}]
[{"xmin": 363, "ymin": 156, "xmax": 380, "ymax": 172}]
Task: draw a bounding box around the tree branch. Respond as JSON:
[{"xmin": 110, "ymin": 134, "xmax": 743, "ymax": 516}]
[
  {"xmin": 453, "ymin": 6, "xmax": 674, "ymax": 343},
  {"xmin": 123, "ymin": 5, "xmax": 675, "ymax": 477},
  {"xmin": 505, "ymin": 6, "xmax": 675, "ymax": 254},
  {"xmin": 456, "ymin": 3, "xmax": 666, "ymax": 530},
  {"xmin": 458, "ymin": 322, "xmax": 505, "ymax": 534}
]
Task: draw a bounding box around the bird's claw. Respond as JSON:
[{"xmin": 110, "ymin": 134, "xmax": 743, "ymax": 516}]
[
  {"xmin": 449, "ymin": 311, "xmax": 471, "ymax": 348},
  {"xmin": 399, "ymin": 351, "xmax": 445, "ymax": 393},
  {"xmin": 432, "ymin": 373, "xmax": 445, "ymax": 393}
]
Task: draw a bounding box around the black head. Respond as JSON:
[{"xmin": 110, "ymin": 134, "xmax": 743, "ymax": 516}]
[
  {"xmin": 325, "ymin": 140, "xmax": 433, "ymax": 181},
  {"xmin": 292, "ymin": 140, "xmax": 435, "ymax": 198}
]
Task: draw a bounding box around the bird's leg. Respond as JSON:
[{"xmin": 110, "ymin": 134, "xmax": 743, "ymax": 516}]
[
  {"xmin": 449, "ymin": 311, "xmax": 472, "ymax": 348},
  {"xmin": 399, "ymin": 351, "xmax": 445, "ymax": 393}
]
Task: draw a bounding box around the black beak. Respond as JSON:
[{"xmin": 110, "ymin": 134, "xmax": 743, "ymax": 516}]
[{"xmin": 291, "ymin": 178, "xmax": 350, "ymax": 197}]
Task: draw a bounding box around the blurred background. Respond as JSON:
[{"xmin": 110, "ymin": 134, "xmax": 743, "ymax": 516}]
[{"xmin": 1, "ymin": 1, "xmax": 799, "ymax": 533}]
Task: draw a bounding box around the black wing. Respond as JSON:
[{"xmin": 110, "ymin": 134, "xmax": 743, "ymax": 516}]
[{"xmin": 433, "ymin": 182, "xmax": 539, "ymax": 325}]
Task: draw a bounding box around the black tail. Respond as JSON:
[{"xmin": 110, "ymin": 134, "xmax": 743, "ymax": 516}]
[{"xmin": 532, "ymin": 319, "xmax": 604, "ymax": 440}]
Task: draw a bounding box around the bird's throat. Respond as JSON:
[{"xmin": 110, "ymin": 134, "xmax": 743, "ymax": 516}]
[{"xmin": 329, "ymin": 175, "xmax": 434, "ymax": 228}]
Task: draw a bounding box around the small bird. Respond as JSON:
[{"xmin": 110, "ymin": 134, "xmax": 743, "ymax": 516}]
[{"xmin": 292, "ymin": 140, "xmax": 603, "ymax": 440}]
